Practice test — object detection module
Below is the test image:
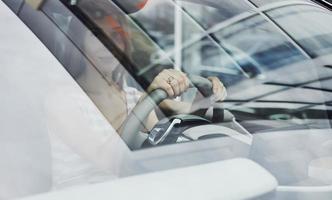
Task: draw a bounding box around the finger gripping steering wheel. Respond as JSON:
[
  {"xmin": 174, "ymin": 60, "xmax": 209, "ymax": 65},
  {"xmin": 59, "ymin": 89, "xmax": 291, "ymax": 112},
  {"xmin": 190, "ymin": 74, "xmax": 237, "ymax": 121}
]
[{"xmin": 121, "ymin": 75, "xmax": 221, "ymax": 150}]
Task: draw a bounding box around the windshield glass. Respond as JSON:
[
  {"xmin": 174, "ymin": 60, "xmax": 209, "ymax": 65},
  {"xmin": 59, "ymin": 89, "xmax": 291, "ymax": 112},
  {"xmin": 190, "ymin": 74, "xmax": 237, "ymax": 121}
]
[
  {"xmin": 59, "ymin": 0, "xmax": 332, "ymax": 186},
  {"xmin": 5, "ymin": 0, "xmax": 332, "ymax": 198},
  {"xmin": 68, "ymin": 0, "xmax": 332, "ymax": 129}
]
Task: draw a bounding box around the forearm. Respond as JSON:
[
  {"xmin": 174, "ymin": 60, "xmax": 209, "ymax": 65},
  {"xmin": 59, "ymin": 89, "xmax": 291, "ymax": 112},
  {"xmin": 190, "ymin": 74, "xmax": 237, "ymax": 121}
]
[{"xmin": 134, "ymin": 92, "xmax": 159, "ymax": 131}]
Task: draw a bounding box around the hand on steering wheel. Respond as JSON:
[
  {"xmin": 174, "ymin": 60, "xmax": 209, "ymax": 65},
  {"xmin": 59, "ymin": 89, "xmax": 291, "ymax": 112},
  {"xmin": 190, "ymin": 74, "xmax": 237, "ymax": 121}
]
[
  {"xmin": 147, "ymin": 69, "xmax": 190, "ymax": 97},
  {"xmin": 121, "ymin": 72, "xmax": 227, "ymax": 150},
  {"xmin": 208, "ymin": 77, "xmax": 227, "ymax": 102},
  {"xmin": 147, "ymin": 69, "xmax": 227, "ymax": 101}
]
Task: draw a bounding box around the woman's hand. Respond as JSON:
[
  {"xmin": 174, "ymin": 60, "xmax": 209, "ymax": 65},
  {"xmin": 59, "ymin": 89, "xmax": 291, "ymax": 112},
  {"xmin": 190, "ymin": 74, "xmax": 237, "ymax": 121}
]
[
  {"xmin": 147, "ymin": 69, "xmax": 190, "ymax": 98},
  {"xmin": 208, "ymin": 77, "xmax": 227, "ymax": 102},
  {"xmin": 147, "ymin": 70, "xmax": 226, "ymax": 102}
]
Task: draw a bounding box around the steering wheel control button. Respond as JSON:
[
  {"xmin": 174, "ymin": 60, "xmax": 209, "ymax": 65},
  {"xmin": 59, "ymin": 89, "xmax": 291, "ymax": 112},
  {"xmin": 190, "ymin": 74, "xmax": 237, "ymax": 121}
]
[{"xmin": 148, "ymin": 118, "xmax": 182, "ymax": 145}]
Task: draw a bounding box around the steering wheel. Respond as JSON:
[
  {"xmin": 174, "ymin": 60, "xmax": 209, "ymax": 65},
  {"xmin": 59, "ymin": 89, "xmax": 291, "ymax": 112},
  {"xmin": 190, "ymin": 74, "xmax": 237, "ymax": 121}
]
[{"xmin": 120, "ymin": 75, "xmax": 224, "ymax": 150}]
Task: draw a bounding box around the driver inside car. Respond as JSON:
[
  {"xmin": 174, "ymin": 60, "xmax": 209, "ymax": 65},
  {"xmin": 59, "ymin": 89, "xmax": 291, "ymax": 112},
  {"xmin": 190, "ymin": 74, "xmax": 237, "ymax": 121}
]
[
  {"xmin": 47, "ymin": 0, "xmax": 227, "ymax": 190},
  {"xmin": 80, "ymin": 0, "xmax": 227, "ymax": 131}
]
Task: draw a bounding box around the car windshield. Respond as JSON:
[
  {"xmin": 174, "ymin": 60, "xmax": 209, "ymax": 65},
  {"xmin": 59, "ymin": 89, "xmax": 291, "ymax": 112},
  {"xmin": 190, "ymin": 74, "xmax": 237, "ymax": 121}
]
[
  {"xmin": 3, "ymin": 0, "xmax": 332, "ymax": 196},
  {"xmin": 64, "ymin": 0, "xmax": 331, "ymax": 137}
]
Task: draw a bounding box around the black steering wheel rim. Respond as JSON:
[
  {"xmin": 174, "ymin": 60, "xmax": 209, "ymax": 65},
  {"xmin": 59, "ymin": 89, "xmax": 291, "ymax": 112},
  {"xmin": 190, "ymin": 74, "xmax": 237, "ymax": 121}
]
[{"xmin": 121, "ymin": 75, "xmax": 222, "ymax": 150}]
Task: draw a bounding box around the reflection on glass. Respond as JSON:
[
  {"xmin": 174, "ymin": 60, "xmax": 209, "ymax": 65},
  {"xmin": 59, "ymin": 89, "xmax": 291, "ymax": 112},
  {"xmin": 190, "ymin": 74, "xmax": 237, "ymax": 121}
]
[
  {"xmin": 130, "ymin": 0, "xmax": 176, "ymax": 50},
  {"xmin": 214, "ymin": 14, "xmax": 307, "ymax": 74},
  {"xmin": 250, "ymin": 0, "xmax": 310, "ymax": 7},
  {"xmin": 178, "ymin": 0, "xmax": 253, "ymax": 29},
  {"xmin": 268, "ymin": 5, "xmax": 332, "ymax": 57},
  {"xmin": 77, "ymin": 0, "xmax": 173, "ymax": 86},
  {"xmin": 131, "ymin": 0, "xmax": 248, "ymax": 85},
  {"xmin": 38, "ymin": 0, "xmax": 332, "ymax": 190},
  {"xmin": 72, "ymin": 0, "xmax": 232, "ymax": 146}
]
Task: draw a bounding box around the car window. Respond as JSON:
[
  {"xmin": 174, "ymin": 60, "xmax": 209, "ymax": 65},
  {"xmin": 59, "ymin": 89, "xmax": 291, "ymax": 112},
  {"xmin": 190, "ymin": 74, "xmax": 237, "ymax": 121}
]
[
  {"xmin": 177, "ymin": 0, "xmax": 254, "ymax": 30},
  {"xmin": 45, "ymin": 0, "xmax": 178, "ymax": 133},
  {"xmin": 131, "ymin": 0, "xmax": 253, "ymax": 87},
  {"xmin": 59, "ymin": 0, "xmax": 332, "ymax": 142},
  {"xmin": 250, "ymin": 0, "xmax": 311, "ymax": 7},
  {"xmin": 267, "ymin": 4, "xmax": 332, "ymax": 57},
  {"xmin": 213, "ymin": 14, "xmax": 307, "ymax": 77},
  {"xmin": 4, "ymin": 0, "xmax": 332, "ymax": 196}
]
